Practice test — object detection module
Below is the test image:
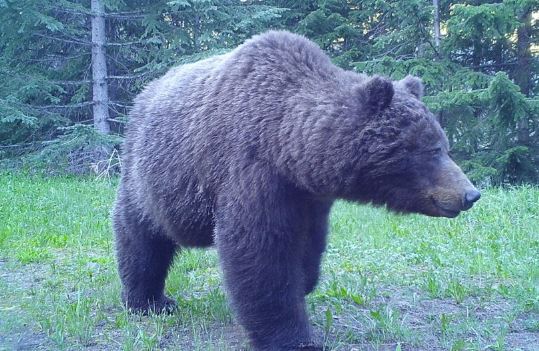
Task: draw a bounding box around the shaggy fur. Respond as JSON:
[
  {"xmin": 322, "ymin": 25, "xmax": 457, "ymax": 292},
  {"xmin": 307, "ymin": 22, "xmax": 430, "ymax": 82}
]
[{"xmin": 113, "ymin": 30, "xmax": 479, "ymax": 350}]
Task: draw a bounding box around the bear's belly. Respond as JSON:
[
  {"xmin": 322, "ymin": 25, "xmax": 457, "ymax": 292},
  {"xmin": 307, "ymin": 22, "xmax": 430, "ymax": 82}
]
[
  {"xmin": 155, "ymin": 182, "xmax": 216, "ymax": 248},
  {"xmin": 166, "ymin": 216, "xmax": 215, "ymax": 248}
]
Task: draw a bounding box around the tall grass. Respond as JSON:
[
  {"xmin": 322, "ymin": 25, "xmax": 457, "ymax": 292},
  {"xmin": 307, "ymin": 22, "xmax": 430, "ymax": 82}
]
[{"xmin": 1, "ymin": 173, "xmax": 537, "ymax": 350}]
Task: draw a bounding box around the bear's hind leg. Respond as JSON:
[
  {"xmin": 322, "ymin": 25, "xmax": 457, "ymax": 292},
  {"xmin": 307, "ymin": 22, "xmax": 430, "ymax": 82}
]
[{"xmin": 113, "ymin": 201, "xmax": 178, "ymax": 314}]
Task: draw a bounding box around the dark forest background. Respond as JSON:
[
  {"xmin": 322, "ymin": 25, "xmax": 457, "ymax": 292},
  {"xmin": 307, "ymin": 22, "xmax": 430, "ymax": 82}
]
[{"xmin": 0, "ymin": 0, "xmax": 537, "ymax": 185}]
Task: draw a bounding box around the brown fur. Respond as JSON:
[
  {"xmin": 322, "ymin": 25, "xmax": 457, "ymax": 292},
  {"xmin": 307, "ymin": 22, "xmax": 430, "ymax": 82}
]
[{"xmin": 113, "ymin": 31, "xmax": 479, "ymax": 350}]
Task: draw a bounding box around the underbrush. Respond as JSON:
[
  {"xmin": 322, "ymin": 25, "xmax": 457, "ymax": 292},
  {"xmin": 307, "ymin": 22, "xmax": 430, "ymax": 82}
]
[{"xmin": 0, "ymin": 125, "xmax": 122, "ymax": 177}]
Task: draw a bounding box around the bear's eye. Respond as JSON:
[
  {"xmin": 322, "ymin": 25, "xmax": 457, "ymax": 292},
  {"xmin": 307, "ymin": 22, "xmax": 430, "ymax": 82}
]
[{"xmin": 429, "ymin": 147, "xmax": 442, "ymax": 156}]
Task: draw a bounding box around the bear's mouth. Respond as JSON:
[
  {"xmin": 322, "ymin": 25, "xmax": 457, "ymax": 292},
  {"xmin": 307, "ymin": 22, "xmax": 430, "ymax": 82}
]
[{"xmin": 430, "ymin": 197, "xmax": 461, "ymax": 218}]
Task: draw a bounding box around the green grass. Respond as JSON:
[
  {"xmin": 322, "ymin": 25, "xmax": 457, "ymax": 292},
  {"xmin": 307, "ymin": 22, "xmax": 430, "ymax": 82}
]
[{"xmin": 0, "ymin": 173, "xmax": 538, "ymax": 350}]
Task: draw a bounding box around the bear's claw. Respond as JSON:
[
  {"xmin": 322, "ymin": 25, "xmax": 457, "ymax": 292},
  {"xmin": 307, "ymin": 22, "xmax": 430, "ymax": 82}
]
[{"xmin": 124, "ymin": 295, "xmax": 177, "ymax": 315}]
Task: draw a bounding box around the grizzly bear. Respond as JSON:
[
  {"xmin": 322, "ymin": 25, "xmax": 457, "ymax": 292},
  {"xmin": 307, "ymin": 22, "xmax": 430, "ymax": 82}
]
[{"xmin": 113, "ymin": 30, "xmax": 480, "ymax": 350}]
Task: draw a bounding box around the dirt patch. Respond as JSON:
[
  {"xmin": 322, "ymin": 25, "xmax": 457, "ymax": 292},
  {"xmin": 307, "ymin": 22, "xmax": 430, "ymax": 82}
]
[
  {"xmin": 0, "ymin": 330, "xmax": 53, "ymax": 351},
  {"xmin": 0, "ymin": 260, "xmax": 54, "ymax": 351},
  {"xmin": 0, "ymin": 260, "xmax": 50, "ymax": 293},
  {"xmin": 505, "ymin": 332, "xmax": 539, "ymax": 351},
  {"xmin": 1, "ymin": 258, "xmax": 537, "ymax": 350},
  {"xmin": 166, "ymin": 322, "xmax": 249, "ymax": 350},
  {"xmin": 506, "ymin": 312, "xmax": 539, "ymax": 351},
  {"xmin": 311, "ymin": 285, "xmax": 534, "ymax": 350}
]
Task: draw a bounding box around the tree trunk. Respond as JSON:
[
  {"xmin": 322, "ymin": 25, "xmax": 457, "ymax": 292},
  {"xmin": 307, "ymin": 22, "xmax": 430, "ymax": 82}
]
[
  {"xmin": 433, "ymin": 0, "xmax": 441, "ymax": 49},
  {"xmin": 432, "ymin": 0, "xmax": 443, "ymax": 121},
  {"xmin": 514, "ymin": 7, "xmax": 532, "ymax": 145},
  {"xmin": 91, "ymin": 0, "xmax": 110, "ymax": 135}
]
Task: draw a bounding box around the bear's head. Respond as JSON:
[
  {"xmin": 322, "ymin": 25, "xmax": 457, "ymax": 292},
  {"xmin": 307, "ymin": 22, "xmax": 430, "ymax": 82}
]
[{"xmin": 345, "ymin": 75, "xmax": 480, "ymax": 218}]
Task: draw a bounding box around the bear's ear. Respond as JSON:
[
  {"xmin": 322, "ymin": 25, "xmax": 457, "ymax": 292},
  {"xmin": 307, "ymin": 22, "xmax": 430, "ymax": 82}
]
[
  {"xmin": 397, "ymin": 75, "xmax": 424, "ymax": 99},
  {"xmin": 357, "ymin": 76, "xmax": 394, "ymax": 114}
]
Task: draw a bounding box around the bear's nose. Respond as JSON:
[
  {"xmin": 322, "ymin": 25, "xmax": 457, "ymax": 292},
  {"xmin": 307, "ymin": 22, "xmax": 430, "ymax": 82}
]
[{"xmin": 463, "ymin": 189, "xmax": 481, "ymax": 210}]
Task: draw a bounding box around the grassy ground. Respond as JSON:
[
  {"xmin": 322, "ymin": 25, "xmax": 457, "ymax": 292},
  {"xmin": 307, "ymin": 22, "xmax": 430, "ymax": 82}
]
[{"xmin": 0, "ymin": 173, "xmax": 538, "ymax": 351}]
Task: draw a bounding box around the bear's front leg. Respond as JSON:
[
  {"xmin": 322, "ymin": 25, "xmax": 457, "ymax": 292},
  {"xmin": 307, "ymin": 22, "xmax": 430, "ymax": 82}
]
[
  {"xmin": 302, "ymin": 202, "xmax": 332, "ymax": 296},
  {"xmin": 215, "ymin": 173, "xmax": 321, "ymax": 351}
]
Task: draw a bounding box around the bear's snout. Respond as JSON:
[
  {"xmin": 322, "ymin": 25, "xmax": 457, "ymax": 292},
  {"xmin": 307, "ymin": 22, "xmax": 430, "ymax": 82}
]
[
  {"xmin": 428, "ymin": 157, "xmax": 480, "ymax": 217},
  {"xmin": 463, "ymin": 189, "xmax": 481, "ymax": 210},
  {"xmin": 445, "ymin": 160, "xmax": 481, "ymax": 214}
]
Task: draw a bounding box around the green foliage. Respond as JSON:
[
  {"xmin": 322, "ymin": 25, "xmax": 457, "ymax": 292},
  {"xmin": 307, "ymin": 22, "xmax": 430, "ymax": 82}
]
[
  {"xmin": 0, "ymin": 0, "xmax": 537, "ymax": 183},
  {"xmin": 12, "ymin": 124, "xmax": 123, "ymax": 175},
  {"xmin": 0, "ymin": 0, "xmax": 287, "ymax": 173},
  {"xmin": 489, "ymin": 72, "xmax": 528, "ymax": 126},
  {"xmin": 295, "ymin": 0, "xmax": 434, "ymax": 68},
  {"xmin": 349, "ymin": 1, "xmax": 539, "ymax": 185},
  {"xmin": 445, "ymin": 3, "xmax": 519, "ymax": 48}
]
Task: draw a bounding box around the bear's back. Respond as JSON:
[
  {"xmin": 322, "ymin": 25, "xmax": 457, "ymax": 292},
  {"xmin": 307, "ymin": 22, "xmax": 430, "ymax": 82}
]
[{"xmin": 120, "ymin": 31, "xmax": 355, "ymax": 225}]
